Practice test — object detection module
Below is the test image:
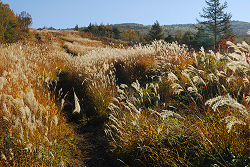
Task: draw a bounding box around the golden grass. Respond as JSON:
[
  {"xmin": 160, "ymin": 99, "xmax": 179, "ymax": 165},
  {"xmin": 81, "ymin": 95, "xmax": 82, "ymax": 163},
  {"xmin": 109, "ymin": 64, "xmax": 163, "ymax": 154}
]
[
  {"xmin": 2, "ymin": 29, "xmax": 250, "ymax": 166},
  {"xmin": 0, "ymin": 39, "xmax": 77, "ymax": 166},
  {"xmin": 194, "ymin": 108, "xmax": 250, "ymax": 156}
]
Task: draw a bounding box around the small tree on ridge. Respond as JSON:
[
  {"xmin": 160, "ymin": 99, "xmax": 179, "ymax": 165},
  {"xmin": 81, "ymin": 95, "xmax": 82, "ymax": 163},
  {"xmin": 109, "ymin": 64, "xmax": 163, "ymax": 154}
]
[{"xmin": 16, "ymin": 11, "xmax": 32, "ymax": 29}]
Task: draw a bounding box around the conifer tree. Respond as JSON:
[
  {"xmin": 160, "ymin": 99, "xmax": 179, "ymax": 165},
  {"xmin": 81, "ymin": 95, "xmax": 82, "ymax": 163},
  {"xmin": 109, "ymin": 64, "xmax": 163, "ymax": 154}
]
[
  {"xmin": 197, "ymin": 0, "xmax": 234, "ymax": 48},
  {"xmin": 148, "ymin": 20, "xmax": 164, "ymax": 42}
]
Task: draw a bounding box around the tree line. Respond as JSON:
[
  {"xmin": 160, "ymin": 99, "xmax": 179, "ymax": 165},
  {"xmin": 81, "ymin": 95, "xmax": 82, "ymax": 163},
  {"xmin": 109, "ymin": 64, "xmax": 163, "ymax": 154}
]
[
  {"xmin": 0, "ymin": 0, "xmax": 237, "ymax": 49},
  {"xmin": 150, "ymin": 0, "xmax": 236, "ymax": 50},
  {"xmin": 0, "ymin": 1, "xmax": 32, "ymax": 43},
  {"xmin": 81, "ymin": 0, "xmax": 236, "ymax": 50},
  {"xmin": 158, "ymin": 0, "xmax": 235, "ymax": 50}
]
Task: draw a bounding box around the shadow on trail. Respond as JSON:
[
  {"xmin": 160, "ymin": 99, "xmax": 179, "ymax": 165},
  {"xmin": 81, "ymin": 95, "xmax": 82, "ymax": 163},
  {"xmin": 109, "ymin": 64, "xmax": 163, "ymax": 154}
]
[
  {"xmin": 72, "ymin": 122, "xmax": 112, "ymax": 167},
  {"xmin": 50, "ymin": 70, "xmax": 115, "ymax": 167}
]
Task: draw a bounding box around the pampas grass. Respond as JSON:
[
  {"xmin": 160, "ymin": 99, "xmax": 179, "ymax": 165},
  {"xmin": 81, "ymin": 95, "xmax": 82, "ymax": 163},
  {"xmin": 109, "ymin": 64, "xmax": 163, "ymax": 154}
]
[
  {"xmin": 72, "ymin": 89, "xmax": 81, "ymax": 114},
  {"xmin": 0, "ymin": 37, "xmax": 76, "ymax": 166},
  {"xmin": 2, "ymin": 28, "xmax": 250, "ymax": 166}
]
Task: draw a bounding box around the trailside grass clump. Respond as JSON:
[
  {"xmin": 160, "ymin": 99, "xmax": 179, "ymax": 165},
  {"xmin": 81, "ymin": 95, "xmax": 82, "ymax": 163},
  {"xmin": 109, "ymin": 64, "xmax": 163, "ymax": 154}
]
[
  {"xmin": 0, "ymin": 42, "xmax": 78, "ymax": 166},
  {"xmin": 164, "ymin": 42, "xmax": 250, "ymax": 166},
  {"xmin": 105, "ymin": 81, "xmax": 198, "ymax": 166},
  {"xmin": 103, "ymin": 41, "xmax": 250, "ymax": 166}
]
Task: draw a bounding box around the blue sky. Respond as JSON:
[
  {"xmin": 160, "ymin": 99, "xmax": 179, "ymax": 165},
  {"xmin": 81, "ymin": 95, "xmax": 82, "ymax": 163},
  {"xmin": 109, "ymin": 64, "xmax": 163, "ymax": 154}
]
[{"xmin": 2, "ymin": 0, "xmax": 250, "ymax": 29}]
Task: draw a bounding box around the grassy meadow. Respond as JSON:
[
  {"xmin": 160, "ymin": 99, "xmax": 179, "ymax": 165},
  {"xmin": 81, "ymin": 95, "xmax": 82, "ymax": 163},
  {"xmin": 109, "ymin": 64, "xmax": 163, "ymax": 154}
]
[{"xmin": 1, "ymin": 29, "xmax": 250, "ymax": 166}]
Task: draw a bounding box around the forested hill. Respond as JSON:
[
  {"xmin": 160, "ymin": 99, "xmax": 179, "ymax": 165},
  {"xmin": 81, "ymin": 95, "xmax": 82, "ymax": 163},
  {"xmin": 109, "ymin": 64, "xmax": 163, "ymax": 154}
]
[{"xmin": 114, "ymin": 21, "xmax": 250, "ymax": 37}]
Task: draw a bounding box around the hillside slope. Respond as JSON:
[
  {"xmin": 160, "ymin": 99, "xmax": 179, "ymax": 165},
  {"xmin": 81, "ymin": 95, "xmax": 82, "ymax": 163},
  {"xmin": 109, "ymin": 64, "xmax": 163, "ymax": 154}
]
[{"xmin": 114, "ymin": 20, "xmax": 250, "ymax": 37}]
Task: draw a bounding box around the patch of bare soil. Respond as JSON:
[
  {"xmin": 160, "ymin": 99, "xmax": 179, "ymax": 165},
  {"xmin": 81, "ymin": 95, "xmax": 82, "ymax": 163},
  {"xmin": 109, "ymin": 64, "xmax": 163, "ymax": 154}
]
[{"xmin": 71, "ymin": 123, "xmax": 114, "ymax": 167}]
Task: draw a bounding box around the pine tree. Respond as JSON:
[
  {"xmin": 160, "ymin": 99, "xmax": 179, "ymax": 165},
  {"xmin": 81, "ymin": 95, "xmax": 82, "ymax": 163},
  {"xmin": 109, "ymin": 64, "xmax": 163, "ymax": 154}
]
[
  {"xmin": 148, "ymin": 20, "xmax": 164, "ymax": 42},
  {"xmin": 197, "ymin": 0, "xmax": 234, "ymax": 48}
]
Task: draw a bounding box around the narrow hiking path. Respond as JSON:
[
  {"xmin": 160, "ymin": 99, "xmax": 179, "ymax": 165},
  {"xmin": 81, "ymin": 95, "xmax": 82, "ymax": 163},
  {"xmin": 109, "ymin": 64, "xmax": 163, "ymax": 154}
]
[
  {"xmin": 61, "ymin": 99, "xmax": 113, "ymax": 167},
  {"xmin": 72, "ymin": 123, "xmax": 111, "ymax": 167},
  {"xmin": 60, "ymin": 48, "xmax": 112, "ymax": 167},
  {"xmin": 56, "ymin": 34, "xmax": 114, "ymax": 167}
]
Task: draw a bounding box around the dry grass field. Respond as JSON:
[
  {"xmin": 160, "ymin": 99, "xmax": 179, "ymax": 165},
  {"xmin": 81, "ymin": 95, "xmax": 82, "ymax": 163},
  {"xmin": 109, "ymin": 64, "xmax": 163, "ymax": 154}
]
[{"xmin": 1, "ymin": 29, "xmax": 250, "ymax": 166}]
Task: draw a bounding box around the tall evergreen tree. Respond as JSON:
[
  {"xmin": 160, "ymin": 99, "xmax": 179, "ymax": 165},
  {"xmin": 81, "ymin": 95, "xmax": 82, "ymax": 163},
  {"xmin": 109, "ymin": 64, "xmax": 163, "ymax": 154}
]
[
  {"xmin": 148, "ymin": 20, "xmax": 164, "ymax": 42},
  {"xmin": 197, "ymin": 0, "xmax": 234, "ymax": 48}
]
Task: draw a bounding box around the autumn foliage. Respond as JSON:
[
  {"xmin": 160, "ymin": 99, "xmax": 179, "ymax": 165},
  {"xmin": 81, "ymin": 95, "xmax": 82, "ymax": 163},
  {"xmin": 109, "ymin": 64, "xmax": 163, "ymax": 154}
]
[
  {"xmin": 218, "ymin": 36, "xmax": 235, "ymax": 53},
  {"xmin": 0, "ymin": 2, "xmax": 19, "ymax": 43}
]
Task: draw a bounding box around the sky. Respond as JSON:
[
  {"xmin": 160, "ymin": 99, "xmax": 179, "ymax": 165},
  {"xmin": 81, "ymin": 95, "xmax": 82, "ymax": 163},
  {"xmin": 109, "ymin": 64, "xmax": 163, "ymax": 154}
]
[{"xmin": 2, "ymin": 0, "xmax": 250, "ymax": 29}]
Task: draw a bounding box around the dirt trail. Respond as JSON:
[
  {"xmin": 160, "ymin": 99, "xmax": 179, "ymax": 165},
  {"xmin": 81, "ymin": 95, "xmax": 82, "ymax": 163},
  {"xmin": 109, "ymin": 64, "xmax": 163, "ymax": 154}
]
[
  {"xmin": 58, "ymin": 36, "xmax": 114, "ymax": 167},
  {"xmin": 73, "ymin": 123, "xmax": 111, "ymax": 167}
]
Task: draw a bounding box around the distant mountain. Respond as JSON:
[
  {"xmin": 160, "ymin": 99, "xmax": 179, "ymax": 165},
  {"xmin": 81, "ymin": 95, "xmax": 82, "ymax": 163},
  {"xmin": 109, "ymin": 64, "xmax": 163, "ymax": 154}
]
[
  {"xmin": 114, "ymin": 23, "xmax": 151, "ymax": 35},
  {"xmin": 114, "ymin": 21, "xmax": 250, "ymax": 38},
  {"xmin": 231, "ymin": 21, "xmax": 250, "ymax": 38}
]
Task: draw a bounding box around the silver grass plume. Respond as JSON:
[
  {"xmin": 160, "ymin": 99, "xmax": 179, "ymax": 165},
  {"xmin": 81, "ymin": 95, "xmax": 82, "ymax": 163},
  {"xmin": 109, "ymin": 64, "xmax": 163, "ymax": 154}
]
[
  {"xmin": 117, "ymin": 86, "xmax": 126, "ymax": 95},
  {"xmin": 238, "ymin": 41, "xmax": 250, "ymax": 52},
  {"xmin": 0, "ymin": 77, "xmax": 7, "ymax": 90},
  {"xmin": 171, "ymin": 83, "xmax": 184, "ymax": 94},
  {"xmin": 216, "ymin": 69, "xmax": 226, "ymax": 78},
  {"xmin": 185, "ymin": 65, "xmax": 205, "ymax": 76},
  {"xmin": 207, "ymin": 73, "xmax": 218, "ymax": 83},
  {"xmin": 205, "ymin": 94, "xmax": 248, "ymax": 116},
  {"xmin": 200, "ymin": 47, "xmax": 206, "ymax": 62},
  {"xmin": 1, "ymin": 152, "xmax": 7, "ymax": 161},
  {"xmin": 226, "ymin": 53, "xmax": 250, "ymax": 72},
  {"xmin": 220, "ymin": 116, "xmax": 246, "ymax": 133},
  {"xmin": 53, "ymin": 115, "xmax": 58, "ymax": 127},
  {"xmin": 193, "ymin": 75, "xmax": 206, "ymax": 86},
  {"xmin": 160, "ymin": 110, "xmax": 184, "ymax": 120},
  {"xmin": 131, "ymin": 80, "xmax": 143, "ymax": 102},
  {"xmin": 226, "ymin": 74, "xmax": 237, "ymax": 83},
  {"xmin": 245, "ymin": 95, "xmax": 250, "ymax": 103},
  {"xmin": 72, "ymin": 89, "xmax": 81, "ymax": 114},
  {"xmin": 60, "ymin": 91, "xmax": 69, "ymax": 111},
  {"xmin": 192, "ymin": 52, "xmax": 198, "ymax": 66},
  {"xmin": 167, "ymin": 72, "xmax": 179, "ymax": 82},
  {"xmin": 243, "ymin": 76, "xmax": 249, "ymax": 87},
  {"xmin": 126, "ymin": 100, "xmax": 141, "ymax": 115},
  {"xmin": 226, "ymin": 41, "xmax": 250, "ymax": 72},
  {"xmin": 226, "ymin": 41, "xmax": 241, "ymax": 53},
  {"xmin": 120, "ymin": 84, "xmax": 128, "ymax": 89},
  {"xmin": 182, "ymin": 71, "xmax": 202, "ymax": 99},
  {"xmin": 23, "ymin": 89, "xmax": 39, "ymax": 112}
]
